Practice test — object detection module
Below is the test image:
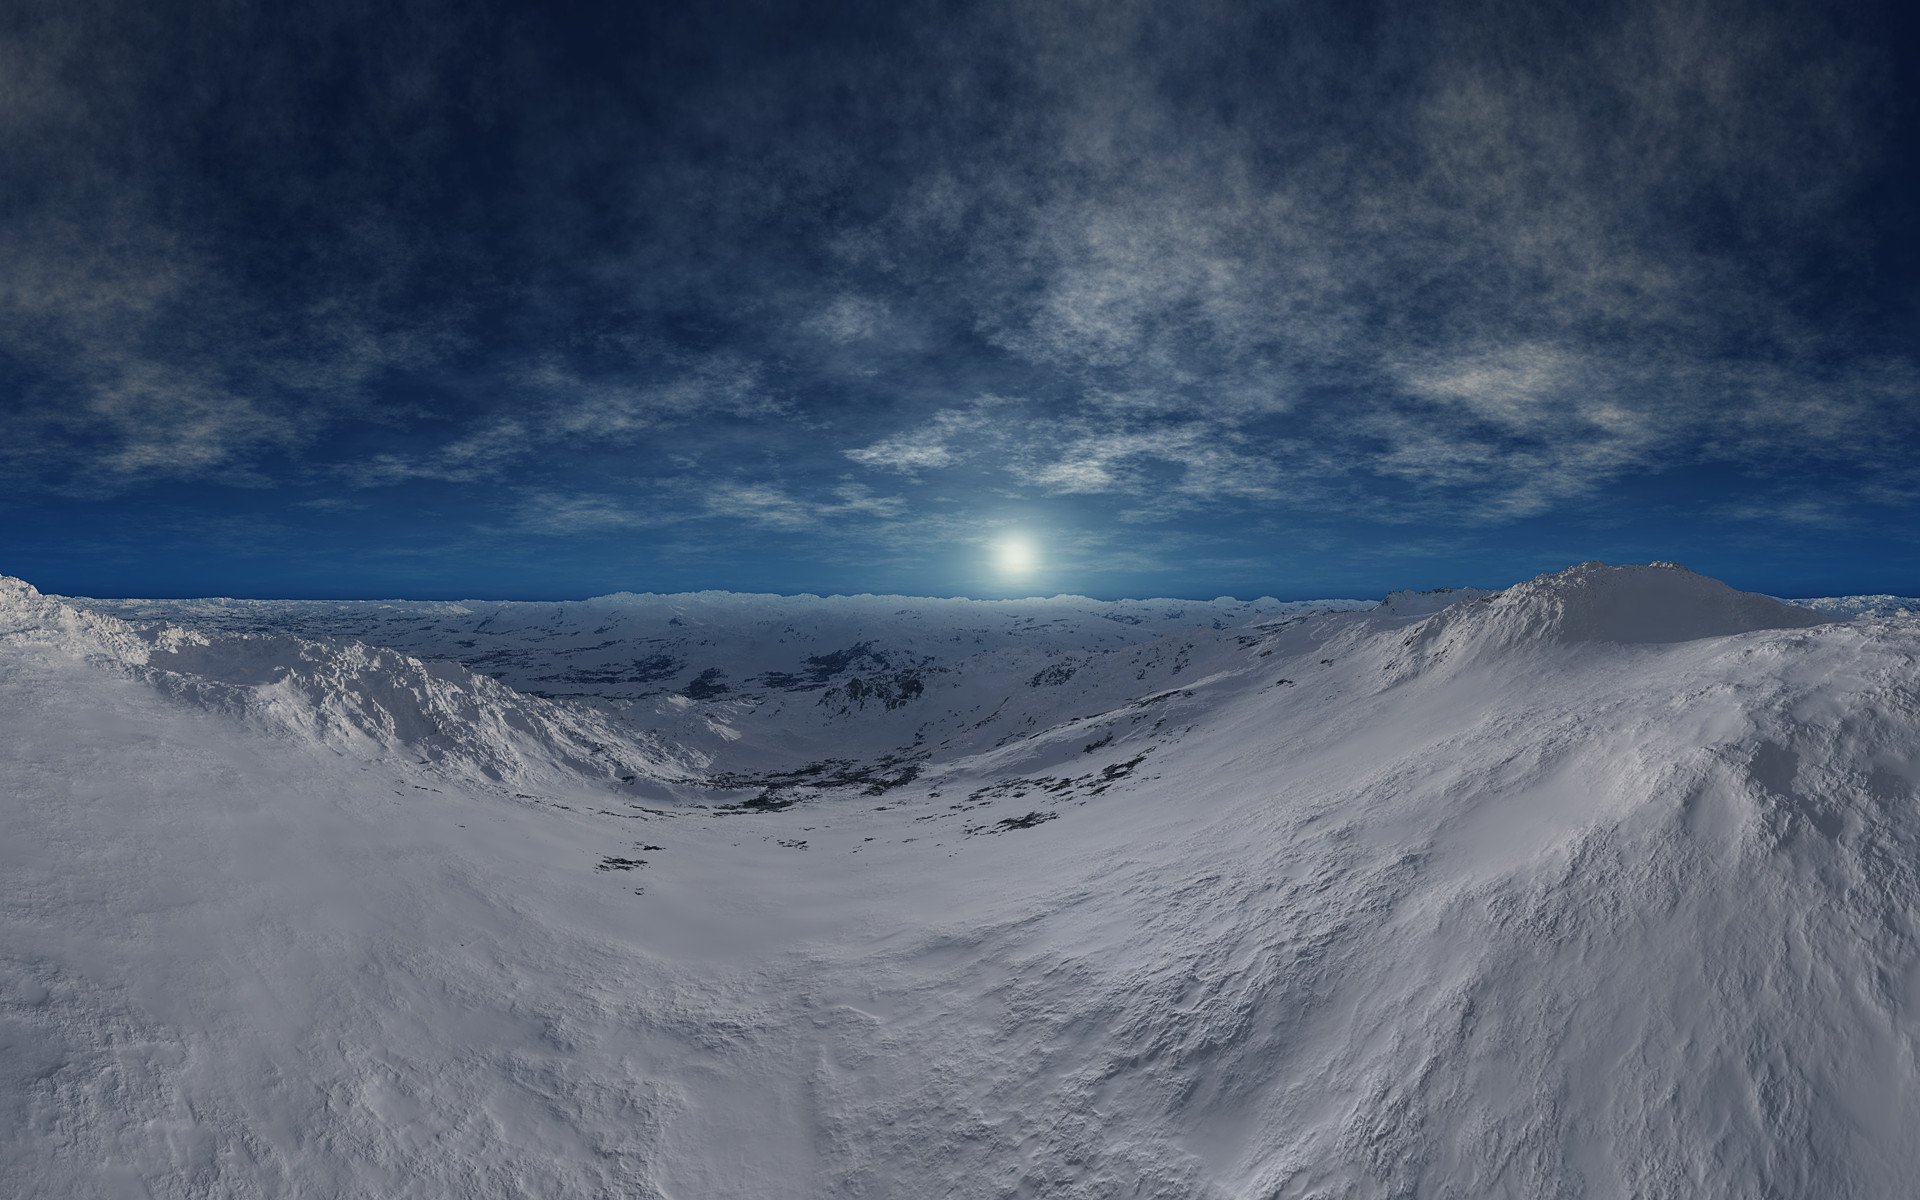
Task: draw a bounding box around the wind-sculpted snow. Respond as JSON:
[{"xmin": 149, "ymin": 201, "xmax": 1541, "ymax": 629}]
[
  {"xmin": 2, "ymin": 576, "xmax": 692, "ymax": 791},
  {"xmin": 7, "ymin": 563, "xmax": 1920, "ymax": 1198}
]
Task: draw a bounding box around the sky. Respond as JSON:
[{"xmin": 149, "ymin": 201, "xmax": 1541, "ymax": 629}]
[{"xmin": 2, "ymin": 0, "xmax": 1918, "ymax": 601}]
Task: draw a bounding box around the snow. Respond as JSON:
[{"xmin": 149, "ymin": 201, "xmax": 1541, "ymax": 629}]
[
  {"xmin": 7, "ymin": 562, "xmax": 1920, "ymax": 1197},
  {"xmin": 1791, "ymin": 593, "xmax": 1920, "ymax": 619},
  {"xmin": 1459, "ymin": 560, "xmax": 1827, "ymax": 645},
  {"xmin": 1373, "ymin": 585, "xmax": 1493, "ymax": 617}
]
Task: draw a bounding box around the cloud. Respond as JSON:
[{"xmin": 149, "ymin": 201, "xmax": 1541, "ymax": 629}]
[
  {"xmin": 816, "ymin": 0, "xmax": 1918, "ymax": 521},
  {"xmin": 843, "ymin": 402, "xmax": 1006, "ymax": 474},
  {"xmin": 513, "ymin": 492, "xmax": 670, "ymax": 534},
  {"xmin": 0, "ymin": 3, "xmax": 479, "ymax": 494},
  {"xmin": 530, "ymin": 352, "xmax": 783, "ymax": 434},
  {"xmin": 2, "ymin": 0, "xmax": 1914, "ymax": 558},
  {"xmin": 804, "ymin": 295, "xmax": 890, "ymax": 344},
  {"xmin": 696, "ymin": 479, "xmax": 907, "ymax": 529},
  {"xmin": 845, "ymin": 393, "xmax": 1295, "ymax": 521},
  {"xmin": 347, "ymin": 352, "xmax": 786, "ymax": 486},
  {"xmin": 512, "ymin": 478, "xmax": 904, "ymax": 536},
  {"xmin": 1718, "ymin": 496, "xmax": 1851, "ymax": 528}
]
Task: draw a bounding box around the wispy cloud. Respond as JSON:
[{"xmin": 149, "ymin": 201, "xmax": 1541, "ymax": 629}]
[
  {"xmin": 2, "ymin": 0, "xmax": 1914, "ymax": 576},
  {"xmin": 511, "ymin": 478, "xmax": 904, "ymax": 536},
  {"xmin": 348, "ymin": 352, "xmax": 785, "ymax": 486},
  {"xmin": 701, "ymin": 481, "xmax": 906, "ymax": 529},
  {"xmin": 817, "ymin": 0, "xmax": 1917, "ymax": 521},
  {"xmin": 0, "ymin": 4, "xmax": 472, "ymax": 493}
]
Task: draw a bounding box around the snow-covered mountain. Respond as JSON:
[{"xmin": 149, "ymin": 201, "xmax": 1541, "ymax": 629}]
[
  {"xmin": 9, "ymin": 561, "xmax": 1920, "ymax": 1197},
  {"xmin": 3, "ymin": 575, "xmax": 694, "ymax": 793},
  {"xmin": 1791, "ymin": 592, "xmax": 1920, "ymax": 618},
  {"xmin": 75, "ymin": 589, "xmax": 1371, "ymax": 776}
]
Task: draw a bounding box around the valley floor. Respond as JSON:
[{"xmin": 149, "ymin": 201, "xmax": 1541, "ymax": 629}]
[{"xmin": 7, "ymin": 563, "xmax": 1920, "ymax": 1198}]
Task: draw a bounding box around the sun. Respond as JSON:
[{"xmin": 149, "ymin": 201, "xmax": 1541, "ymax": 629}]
[{"xmin": 994, "ymin": 533, "xmax": 1039, "ymax": 577}]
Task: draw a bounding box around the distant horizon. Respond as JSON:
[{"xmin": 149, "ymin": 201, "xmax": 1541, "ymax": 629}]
[{"xmin": 20, "ymin": 559, "xmax": 1919, "ymax": 607}]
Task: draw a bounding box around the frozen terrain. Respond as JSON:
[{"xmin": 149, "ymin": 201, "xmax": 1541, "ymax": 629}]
[{"xmin": 7, "ymin": 561, "xmax": 1920, "ymax": 1197}]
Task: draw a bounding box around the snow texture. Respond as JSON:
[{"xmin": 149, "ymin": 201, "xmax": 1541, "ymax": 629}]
[
  {"xmin": 1791, "ymin": 593, "xmax": 1920, "ymax": 619},
  {"xmin": 7, "ymin": 561, "xmax": 1920, "ymax": 1198}
]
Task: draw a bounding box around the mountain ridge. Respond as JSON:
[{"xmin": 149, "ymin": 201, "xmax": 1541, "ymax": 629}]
[{"xmin": 8, "ymin": 561, "xmax": 1920, "ymax": 1197}]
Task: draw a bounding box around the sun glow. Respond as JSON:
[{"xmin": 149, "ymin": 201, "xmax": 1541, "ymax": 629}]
[{"xmin": 994, "ymin": 534, "xmax": 1039, "ymax": 578}]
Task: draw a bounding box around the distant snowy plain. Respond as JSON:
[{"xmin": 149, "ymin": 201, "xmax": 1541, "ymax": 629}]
[{"xmin": 6, "ymin": 562, "xmax": 1920, "ymax": 1197}]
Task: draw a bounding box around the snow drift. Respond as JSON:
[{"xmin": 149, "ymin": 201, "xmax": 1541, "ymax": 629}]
[{"xmin": 6, "ymin": 562, "xmax": 1920, "ymax": 1199}]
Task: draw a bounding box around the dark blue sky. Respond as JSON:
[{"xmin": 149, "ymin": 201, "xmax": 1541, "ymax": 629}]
[{"xmin": 3, "ymin": 0, "xmax": 1918, "ymax": 599}]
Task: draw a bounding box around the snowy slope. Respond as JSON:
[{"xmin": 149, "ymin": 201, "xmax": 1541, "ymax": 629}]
[
  {"xmin": 1792, "ymin": 593, "xmax": 1920, "ymax": 618},
  {"xmin": 10, "ymin": 562, "xmax": 1920, "ymax": 1198},
  {"xmin": 5, "ymin": 577, "xmax": 693, "ymax": 792},
  {"xmin": 74, "ymin": 589, "xmax": 1373, "ymax": 781}
]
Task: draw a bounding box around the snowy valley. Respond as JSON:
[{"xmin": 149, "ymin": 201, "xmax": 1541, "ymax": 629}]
[{"xmin": 8, "ymin": 562, "xmax": 1920, "ymax": 1198}]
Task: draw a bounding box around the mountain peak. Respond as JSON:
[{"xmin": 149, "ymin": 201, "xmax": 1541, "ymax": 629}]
[{"xmin": 1468, "ymin": 560, "xmax": 1826, "ymax": 646}]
